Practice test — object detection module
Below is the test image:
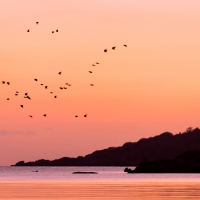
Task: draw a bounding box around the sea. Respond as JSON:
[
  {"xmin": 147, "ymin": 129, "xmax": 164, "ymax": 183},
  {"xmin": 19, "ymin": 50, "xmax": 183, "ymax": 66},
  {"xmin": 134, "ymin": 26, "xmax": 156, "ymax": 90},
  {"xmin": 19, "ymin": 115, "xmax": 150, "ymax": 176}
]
[{"xmin": 1, "ymin": 166, "xmax": 200, "ymax": 199}]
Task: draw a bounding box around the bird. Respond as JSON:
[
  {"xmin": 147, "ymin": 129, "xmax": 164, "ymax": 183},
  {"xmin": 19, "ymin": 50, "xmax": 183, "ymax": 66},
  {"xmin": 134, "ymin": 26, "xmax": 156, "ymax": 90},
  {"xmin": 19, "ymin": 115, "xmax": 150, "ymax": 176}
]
[
  {"xmin": 123, "ymin": 44, "xmax": 127, "ymax": 47},
  {"xmin": 84, "ymin": 114, "xmax": 87, "ymax": 117},
  {"xmin": 25, "ymin": 93, "xmax": 28, "ymax": 96},
  {"xmin": 6, "ymin": 98, "xmax": 10, "ymax": 100},
  {"xmin": 16, "ymin": 91, "xmax": 19, "ymax": 93},
  {"xmin": 43, "ymin": 114, "xmax": 46, "ymax": 117},
  {"xmin": 68, "ymin": 84, "xmax": 71, "ymax": 86},
  {"xmin": 75, "ymin": 115, "xmax": 78, "ymax": 118},
  {"xmin": 92, "ymin": 64, "xmax": 95, "ymax": 66},
  {"xmin": 60, "ymin": 87, "xmax": 63, "ymax": 90},
  {"xmin": 54, "ymin": 95, "xmax": 57, "ymax": 98},
  {"xmin": 20, "ymin": 105, "xmax": 23, "ymax": 108},
  {"xmin": 90, "ymin": 84, "xmax": 94, "ymax": 86},
  {"xmin": 40, "ymin": 84, "xmax": 43, "ymax": 86},
  {"xmin": 15, "ymin": 94, "xmax": 18, "ymax": 96},
  {"xmin": 88, "ymin": 71, "xmax": 92, "ymax": 73},
  {"xmin": 56, "ymin": 29, "xmax": 58, "ymax": 32},
  {"xmin": 27, "ymin": 29, "xmax": 30, "ymax": 32},
  {"xmin": 7, "ymin": 82, "xmax": 10, "ymax": 85},
  {"xmin": 64, "ymin": 87, "xmax": 67, "ymax": 89},
  {"xmin": 45, "ymin": 86, "xmax": 48, "ymax": 89},
  {"xmin": 2, "ymin": 81, "xmax": 5, "ymax": 84},
  {"xmin": 36, "ymin": 22, "xmax": 39, "ymax": 25},
  {"xmin": 96, "ymin": 62, "xmax": 99, "ymax": 64},
  {"xmin": 58, "ymin": 71, "xmax": 62, "ymax": 75},
  {"xmin": 65, "ymin": 83, "xmax": 68, "ymax": 85},
  {"xmin": 50, "ymin": 92, "xmax": 53, "ymax": 94},
  {"xmin": 112, "ymin": 46, "xmax": 116, "ymax": 50},
  {"xmin": 104, "ymin": 49, "xmax": 107, "ymax": 52},
  {"xmin": 52, "ymin": 31, "xmax": 54, "ymax": 34},
  {"xmin": 34, "ymin": 79, "xmax": 38, "ymax": 81},
  {"xmin": 27, "ymin": 96, "xmax": 31, "ymax": 100},
  {"xmin": 29, "ymin": 115, "xmax": 33, "ymax": 118}
]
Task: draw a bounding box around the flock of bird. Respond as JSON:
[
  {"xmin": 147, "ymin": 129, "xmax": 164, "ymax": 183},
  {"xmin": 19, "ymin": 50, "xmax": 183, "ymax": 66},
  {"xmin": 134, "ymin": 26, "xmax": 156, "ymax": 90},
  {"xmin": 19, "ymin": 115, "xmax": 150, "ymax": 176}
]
[{"xmin": 2, "ymin": 21, "xmax": 127, "ymax": 119}]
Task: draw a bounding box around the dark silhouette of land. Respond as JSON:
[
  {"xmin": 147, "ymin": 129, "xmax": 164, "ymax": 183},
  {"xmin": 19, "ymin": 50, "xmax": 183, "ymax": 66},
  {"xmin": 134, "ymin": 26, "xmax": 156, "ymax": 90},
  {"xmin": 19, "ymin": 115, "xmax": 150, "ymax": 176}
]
[
  {"xmin": 124, "ymin": 150, "xmax": 200, "ymax": 173},
  {"xmin": 12, "ymin": 127, "xmax": 200, "ymax": 166}
]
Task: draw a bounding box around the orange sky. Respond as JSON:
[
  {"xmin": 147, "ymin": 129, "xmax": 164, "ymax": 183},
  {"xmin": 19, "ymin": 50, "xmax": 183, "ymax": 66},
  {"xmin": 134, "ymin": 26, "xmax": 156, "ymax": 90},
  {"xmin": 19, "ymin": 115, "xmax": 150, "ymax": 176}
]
[{"xmin": 1, "ymin": 1, "xmax": 200, "ymax": 165}]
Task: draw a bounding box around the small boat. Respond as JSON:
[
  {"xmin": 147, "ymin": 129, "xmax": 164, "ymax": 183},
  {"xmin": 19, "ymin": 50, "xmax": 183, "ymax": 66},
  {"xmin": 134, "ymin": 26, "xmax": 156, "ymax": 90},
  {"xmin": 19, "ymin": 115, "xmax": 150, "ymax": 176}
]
[{"xmin": 72, "ymin": 171, "xmax": 98, "ymax": 174}]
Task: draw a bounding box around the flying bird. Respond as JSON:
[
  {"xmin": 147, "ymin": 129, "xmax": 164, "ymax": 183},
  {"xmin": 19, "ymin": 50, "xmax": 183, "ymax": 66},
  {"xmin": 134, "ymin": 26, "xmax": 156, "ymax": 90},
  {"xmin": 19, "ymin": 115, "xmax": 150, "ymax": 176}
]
[
  {"xmin": 52, "ymin": 31, "xmax": 54, "ymax": 34},
  {"xmin": 43, "ymin": 114, "xmax": 46, "ymax": 117},
  {"xmin": 75, "ymin": 115, "xmax": 78, "ymax": 118},
  {"xmin": 96, "ymin": 62, "xmax": 99, "ymax": 64},
  {"xmin": 25, "ymin": 93, "xmax": 28, "ymax": 96},
  {"xmin": 92, "ymin": 64, "xmax": 95, "ymax": 66},
  {"xmin": 29, "ymin": 115, "xmax": 33, "ymax": 118},
  {"xmin": 36, "ymin": 22, "xmax": 39, "ymax": 25},
  {"xmin": 84, "ymin": 114, "xmax": 87, "ymax": 117},
  {"xmin": 88, "ymin": 71, "xmax": 92, "ymax": 73},
  {"xmin": 2, "ymin": 81, "xmax": 5, "ymax": 84},
  {"xmin": 68, "ymin": 84, "xmax": 71, "ymax": 86},
  {"xmin": 58, "ymin": 71, "xmax": 62, "ymax": 75},
  {"xmin": 54, "ymin": 95, "xmax": 57, "ymax": 98},
  {"xmin": 56, "ymin": 29, "xmax": 58, "ymax": 32},
  {"xmin": 16, "ymin": 91, "xmax": 19, "ymax": 93},
  {"xmin": 6, "ymin": 98, "xmax": 10, "ymax": 100},
  {"xmin": 7, "ymin": 82, "xmax": 10, "ymax": 85},
  {"xmin": 50, "ymin": 92, "xmax": 53, "ymax": 94},
  {"xmin": 123, "ymin": 44, "xmax": 127, "ymax": 47},
  {"xmin": 34, "ymin": 79, "xmax": 38, "ymax": 81},
  {"xmin": 15, "ymin": 94, "xmax": 18, "ymax": 96},
  {"xmin": 60, "ymin": 87, "xmax": 63, "ymax": 90},
  {"xmin": 112, "ymin": 46, "xmax": 116, "ymax": 50},
  {"xmin": 64, "ymin": 87, "xmax": 67, "ymax": 89},
  {"xmin": 20, "ymin": 105, "xmax": 23, "ymax": 108},
  {"xmin": 45, "ymin": 86, "xmax": 48, "ymax": 89},
  {"xmin": 27, "ymin": 29, "xmax": 30, "ymax": 32},
  {"xmin": 104, "ymin": 49, "xmax": 108, "ymax": 52},
  {"xmin": 90, "ymin": 84, "xmax": 94, "ymax": 86},
  {"xmin": 40, "ymin": 84, "xmax": 43, "ymax": 86}
]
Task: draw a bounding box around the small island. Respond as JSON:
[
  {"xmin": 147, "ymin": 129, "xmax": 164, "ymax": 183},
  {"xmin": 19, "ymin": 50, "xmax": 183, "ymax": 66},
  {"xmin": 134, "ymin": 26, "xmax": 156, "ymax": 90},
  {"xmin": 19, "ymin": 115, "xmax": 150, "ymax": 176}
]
[
  {"xmin": 72, "ymin": 172, "xmax": 98, "ymax": 174},
  {"xmin": 124, "ymin": 150, "xmax": 200, "ymax": 173}
]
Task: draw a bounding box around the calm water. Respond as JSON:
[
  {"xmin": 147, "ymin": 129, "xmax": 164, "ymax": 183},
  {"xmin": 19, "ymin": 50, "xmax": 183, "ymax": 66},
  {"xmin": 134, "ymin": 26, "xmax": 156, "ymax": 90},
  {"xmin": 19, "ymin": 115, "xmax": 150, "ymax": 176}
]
[{"xmin": 1, "ymin": 167, "xmax": 200, "ymax": 199}]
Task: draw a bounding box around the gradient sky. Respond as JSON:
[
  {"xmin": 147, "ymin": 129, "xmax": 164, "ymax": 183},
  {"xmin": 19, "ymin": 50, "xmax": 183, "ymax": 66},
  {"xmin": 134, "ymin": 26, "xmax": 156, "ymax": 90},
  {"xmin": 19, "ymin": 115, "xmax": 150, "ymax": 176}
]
[{"xmin": 1, "ymin": 0, "xmax": 200, "ymax": 166}]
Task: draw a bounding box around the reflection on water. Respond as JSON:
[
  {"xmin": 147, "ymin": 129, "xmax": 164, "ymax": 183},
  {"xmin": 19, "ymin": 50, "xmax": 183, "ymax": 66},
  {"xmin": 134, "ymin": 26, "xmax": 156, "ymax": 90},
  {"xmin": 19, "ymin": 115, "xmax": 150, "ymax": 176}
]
[
  {"xmin": 1, "ymin": 182, "xmax": 200, "ymax": 199},
  {"xmin": 1, "ymin": 167, "xmax": 200, "ymax": 199}
]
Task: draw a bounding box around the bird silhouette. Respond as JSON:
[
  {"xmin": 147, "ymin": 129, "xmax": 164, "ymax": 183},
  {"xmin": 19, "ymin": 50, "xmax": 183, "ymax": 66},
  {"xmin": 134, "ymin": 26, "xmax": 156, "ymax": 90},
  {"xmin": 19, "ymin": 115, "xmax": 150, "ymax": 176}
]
[
  {"xmin": 16, "ymin": 91, "xmax": 19, "ymax": 93},
  {"xmin": 112, "ymin": 46, "xmax": 116, "ymax": 50},
  {"xmin": 52, "ymin": 31, "xmax": 54, "ymax": 34},
  {"xmin": 25, "ymin": 93, "xmax": 28, "ymax": 96},
  {"xmin": 90, "ymin": 84, "xmax": 94, "ymax": 86},
  {"xmin": 7, "ymin": 82, "xmax": 10, "ymax": 85},
  {"xmin": 84, "ymin": 114, "xmax": 87, "ymax": 117},
  {"xmin": 36, "ymin": 22, "xmax": 39, "ymax": 25},
  {"xmin": 40, "ymin": 84, "xmax": 43, "ymax": 86},
  {"xmin": 88, "ymin": 71, "xmax": 92, "ymax": 73},
  {"xmin": 56, "ymin": 29, "xmax": 58, "ymax": 32},
  {"xmin": 58, "ymin": 71, "xmax": 62, "ymax": 75},
  {"xmin": 43, "ymin": 114, "xmax": 46, "ymax": 117},
  {"xmin": 64, "ymin": 87, "xmax": 67, "ymax": 89},
  {"xmin": 96, "ymin": 62, "xmax": 99, "ymax": 64},
  {"xmin": 45, "ymin": 86, "xmax": 48, "ymax": 89},
  {"xmin": 92, "ymin": 64, "xmax": 95, "ymax": 66},
  {"xmin": 34, "ymin": 79, "xmax": 38, "ymax": 81},
  {"xmin": 123, "ymin": 44, "xmax": 127, "ymax": 47},
  {"xmin": 7, "ymin": 98, "xmax": 10, "ymax": 100},
  {"xmin": 27, "ymin": 29, "xmax": 30, "ymax": 32},
  {"xmin": 54, "ymin": 95, "xmax": 57, "ymax": 98},
  {"xmin": 29, "ymin": 115, "xmax": 33, "ymax": 118},
  {"xmin": 15, "ymin": 94, "xmax": 18, "ymax": 96},
  {"xmin": 2, "ymin": 81, "xmax": 5, "ymax": 84},
  {"xmin": 65, "ymin": 83, "xmax": 68, "ymax": 85},
  {"xmin": 104, "ymin": 49, "xmax": 108, "ymax": 52},
  {"xmin": 50, "ymin": 92, "xmax": 53, "ymax": 94},
  {"xmin": 20, "ymin": 105, "xmax": 23, "ymax": 108},
  {"xmin": 75, "ymin": 115, "xmax": 78, "ymax": 118},
  {"xmin": 68, "ymin": 84, "xmax": 71, "ymax": 86},
  {"xmin": 60, "ymin": 87, "xmax": 63, "ymax": 90}
]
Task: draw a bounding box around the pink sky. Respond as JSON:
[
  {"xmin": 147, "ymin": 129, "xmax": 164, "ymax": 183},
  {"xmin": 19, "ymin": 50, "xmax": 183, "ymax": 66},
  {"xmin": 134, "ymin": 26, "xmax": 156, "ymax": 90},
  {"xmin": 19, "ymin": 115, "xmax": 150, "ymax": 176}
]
[{"xmin": 1, "ymin": 1, "xmax": 200, "ymax": 165}]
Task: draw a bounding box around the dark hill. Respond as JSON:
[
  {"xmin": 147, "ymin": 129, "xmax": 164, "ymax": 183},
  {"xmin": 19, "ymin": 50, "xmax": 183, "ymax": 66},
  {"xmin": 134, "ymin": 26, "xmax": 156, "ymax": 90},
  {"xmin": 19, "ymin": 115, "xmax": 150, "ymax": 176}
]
[
  {"xmin": 13, "ymin": 127, "xmax": 200, "ymax": 166},
  {"xmin": 125, "ymin": 150, "xmax": 200, "ymax": 173}
]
